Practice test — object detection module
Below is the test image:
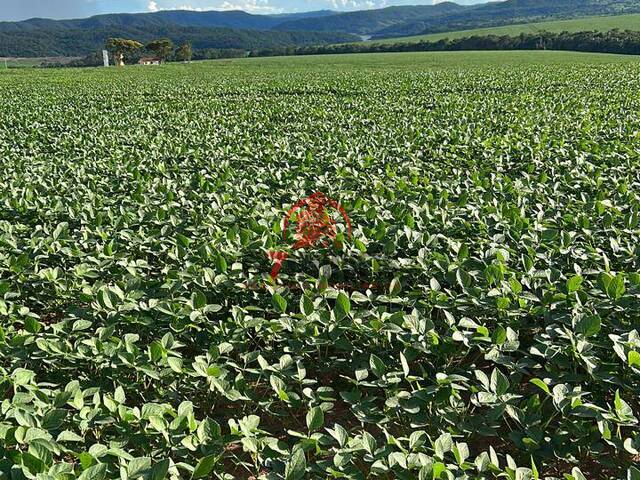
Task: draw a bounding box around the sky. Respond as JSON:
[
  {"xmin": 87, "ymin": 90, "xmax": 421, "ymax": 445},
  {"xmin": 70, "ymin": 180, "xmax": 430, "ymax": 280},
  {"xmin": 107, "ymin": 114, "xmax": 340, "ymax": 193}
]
[{"xmin": 0, "ymin": 0, "xmax": 485, "ymax": 22}]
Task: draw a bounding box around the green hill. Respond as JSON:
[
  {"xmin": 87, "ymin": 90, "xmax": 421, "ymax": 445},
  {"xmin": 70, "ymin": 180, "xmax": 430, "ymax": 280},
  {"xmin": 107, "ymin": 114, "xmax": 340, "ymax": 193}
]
[
  {"xmin": 372, "ymin": 0, "xmax": 640, "ymax": 38},
  {"xmin": 370, "ymin": 13, "xmax": 640, "ymax": 44},
  {"xmin": 274, "ymin": 0, "xmax": 640, "ymax": 38},
  {"xmin": 0, "ymin": 25, "xmax": 358, "ymax": 57},
  {"xmin": 272, "ymin": 3, "xmax": 468, "ymax": 35}
]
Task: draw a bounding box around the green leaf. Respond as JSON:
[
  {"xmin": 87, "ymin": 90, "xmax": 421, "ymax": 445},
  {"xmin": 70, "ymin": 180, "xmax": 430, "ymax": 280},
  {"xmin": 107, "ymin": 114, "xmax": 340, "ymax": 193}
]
[
  {"xmin": 496, "ymin": 296, "xmax": 511, "ymax": 310},
  {"xmin": 176, "ymin": 233, "xmax": 191, "ymax": 247},
  {"xmin": 42, "ymin": 409, "xmax": 67, "ymax": 429},
  {"xmin": 628, "ymin": 350, "xmax": 640, "ymax": 368},
  {"xmin": 492, "ymin": 325, "xmax": 507, "ymax": 344},
  {"xmin": 191, "ymin": 454, "xmax": 218, "ymax": 479},
  {"xmin": 150, "ymin": 459, "xmax": 170, "ymax": 480},
  {"xmin": 192, "ymin": 291, "xmax": 207, "ymax": 310},
  {"xmin": 72, "ymin": 320, "xmax": 92, "ymax": 331},
  {"xmin": 628, "ymin": 466, "xmax": 640, "ymax": 480},
  {"xmin": 114, "ymin": 387, "xmax": 126, "ymax": 404},
  {"xmin": 272, "ymin": 294, "xmax": 287, "ymax": 314},
  {"xmin": 78, "ymin": 463, "xmax": 107, "ymax": 480},
  {"xmin": 25, "ymin": 317, "xmax": 42, "ymax": 334},
  {"xmin": 270, "ymin": 374, "xmax": 289, "ymax": 401},
  {"xmin": 432, "ymin": 462, "xmax": 447, "ymax": 478},
  {"xmin": 57, "ymin": 430, "xmax": 84, "ymax": 442},
  {"xmin": 475, "ymin": 452, "xmax": 490, "ymax": 472},
  {"xmin": 128, "ymin": 457, "xmax": 152, "ymax": 478},
  {"xmin": 300, "ymin": 295, "xmax": 314, "ymax": 316},
  {"xmin": 22, "ymin": 452, "xmax": 45, "ymax": 474},
  {"xmin": 515, "ymin": 467, "xmax": 534, "ymax": 480},
  {"xmin": 400, "ymin": 352, "xmax": 410, "ymax": 377},
  {"xmin": 306, "ymin": 406, "xmax": 324, "ymax": 432},
  {"xmin": 576, "ymin": 315, "xmax": 601, "ymax": 337},
  {"xmin": 13, "ymin": 368, "xmax": 35, "ymax": 386},
  {"xmin": 285, "ymin": 447, "xmax": 306, "ymax": 480},
  {"xmin": 566, "ymin": 275, "xmax": 583, "ymax": 293},
  {"xmin": 215, "ymin": 254, "xmax": 228, "ymax": 273},
  {"xmin": 434, "ymin": 433, "xmax": 452, "ymax": 459},
  {"xmin": 571, "ymin": 467, "xmax": 587, "ymax": 480},
  {"xmin": 531, "ymin": 456, "xmax": 539, "ymax": 479},
  {"xmin": 328, "ymin": 424, "xmax": 348, "ymax": 447},
  {"xmin": 334, "ymin": 292, "xmax": 351, "ymax": 321},
  {"xmin": 509, "ymin": 277, "xmax": 522, "ymax": 294},
  {"xmin": 456, "ymin": 269, "xmax": 472, "ymax": 288},
  {"xmin": 389, "ymin": 277, "xmax": 402, "ymax": 296},
  {"xmin": 361, "ymin": 431, "xmax": 376, "ymax": 455},
  {"xmin": 453, "ymin": 442, "xmax": 469, "ymax": 465},
  {"xmin": 624, "ymin": 438, "xmax": 639, "ymax": 455},
  {"xmin": 490, "ymin": 368, "xmax": 510, "ymax": 396},
  {"xmin": 149, "ymin": 341, "xmax": 164, "ymax": 362},
  {"xmin": 168, "ymin": 357, "xmax": 183, "ymax": 373},
  {"xmin": 614, "ymin": 390, "xmax": 633, "ymax": 419},
  {"xmin": 369, "ymin": 354, "xmax": 386, "ymax": 378},
  {"xmin": 602, "ymin": 273, "xmax": 626, "ymax": 300},
  {"xmin": 529, "ymin": 378, "xmax": 550, "ymax": 395},
  {"xmin": 354, "ymin": 238, "xmax": 367, "ymax": 252}
]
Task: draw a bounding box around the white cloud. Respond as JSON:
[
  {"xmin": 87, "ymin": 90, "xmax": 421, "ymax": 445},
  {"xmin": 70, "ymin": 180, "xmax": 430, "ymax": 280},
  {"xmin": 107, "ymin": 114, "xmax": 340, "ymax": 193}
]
[
  {"xmin": 144, "ymin": 0, "xmax": 281, "ymax": 13},
  {"xmin": 329, "ymin": 0, "xmax": 377, "ymax": 9},
  {"xmin": 145, "ymin": 0, "xmax": 404, "ymax": 15},
  {"xmin": 219, "ymin": 0, "xmax": 281, "ymax": 13},
  {"xmin": 170, "ymin": 5, "xmax": 205, "ymax": 10}
]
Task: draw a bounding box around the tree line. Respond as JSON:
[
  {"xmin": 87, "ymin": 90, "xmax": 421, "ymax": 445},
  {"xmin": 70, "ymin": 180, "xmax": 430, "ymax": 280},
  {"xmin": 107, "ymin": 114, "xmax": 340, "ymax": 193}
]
[
  {"xmin": 42, "ymin": 38, "xmax": 193, "ymax": 68},
  {"xmin": 249, "ymin": 30, "xmax": 640, "ymax": 58},
  {"xmin": 105, "ymin": 38, "xmax": 193, "ymax": 65},
  {"xmin": 55, "ymin": 37, "xmax": 250, "ymax": 67}
]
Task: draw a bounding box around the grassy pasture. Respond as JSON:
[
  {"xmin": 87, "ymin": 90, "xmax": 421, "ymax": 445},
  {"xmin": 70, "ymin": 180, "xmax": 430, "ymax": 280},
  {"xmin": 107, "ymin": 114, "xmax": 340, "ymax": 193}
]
[{"xmin": 371, "ymin": 13, "xmax": 640, "ymax": 44}]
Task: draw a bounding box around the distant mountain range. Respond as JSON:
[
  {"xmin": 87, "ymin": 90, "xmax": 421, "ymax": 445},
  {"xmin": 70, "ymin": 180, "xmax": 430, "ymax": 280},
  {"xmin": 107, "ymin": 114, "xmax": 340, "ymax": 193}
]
[
  {"xmin": 272, "ymin": 3, "xmax": 468, "ymax": 36},
  {"xmin": 0, "ymin": 10, "xmax": 338, "ymax": 33},
  {"xmin": 0, "ymin": 10, "xmax": 355, "ymax": 57},
  {"xmin": 2, "ymin": 0, "xmax": 640, "ymax": 57},
  {"xmin": 271, "ymin": 0, "xmax": 640, "ymax": 38},
  {"xmin": 372, "ymin": 0, "xmax": 640, "ymax": 38}
]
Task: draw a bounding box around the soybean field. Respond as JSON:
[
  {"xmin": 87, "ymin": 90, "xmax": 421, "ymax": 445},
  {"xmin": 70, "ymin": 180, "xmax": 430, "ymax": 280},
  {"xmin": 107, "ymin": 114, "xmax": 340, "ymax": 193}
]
[{"xmin": 1, "ymin": 51, "xmax": 640, "ymax": 480}]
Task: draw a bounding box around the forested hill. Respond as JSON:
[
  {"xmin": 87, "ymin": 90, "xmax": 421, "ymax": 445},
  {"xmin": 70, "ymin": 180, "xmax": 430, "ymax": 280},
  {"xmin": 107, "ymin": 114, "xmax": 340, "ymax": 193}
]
[
  {"xmin": 0, "ymin": 8, "xmax": 351, "ymax": 57},
  {"xmin": 272, "ymin": 0, "xmax": 640, "ymax": 38},
  {"xmin": 0, "ymin": 9, "xmax": 337, "ymax": 32},
  {"xmin": 272, "ymin": 3, "xmax": 469, "ymax": 35},
  {"xmin": 0, "ymin": 26, "xmax": 357, "ymax": 57},
  {"xmin": 375, "ymin": 0, "xmax": 640, "ymax": 38}
]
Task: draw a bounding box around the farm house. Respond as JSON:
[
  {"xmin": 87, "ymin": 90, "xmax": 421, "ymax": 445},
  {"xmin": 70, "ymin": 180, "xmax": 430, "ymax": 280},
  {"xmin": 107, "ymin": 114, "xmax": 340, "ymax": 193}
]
[{"xmin": 138, "ymin": 56, "xmax": 162, "ymax": 65}]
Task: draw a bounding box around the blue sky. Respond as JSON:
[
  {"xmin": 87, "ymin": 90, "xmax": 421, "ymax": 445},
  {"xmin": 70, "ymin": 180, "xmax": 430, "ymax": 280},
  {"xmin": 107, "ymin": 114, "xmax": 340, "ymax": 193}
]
[{"xmin": 0, "ymin": 0, "xmax": 484, "ymax": 22}]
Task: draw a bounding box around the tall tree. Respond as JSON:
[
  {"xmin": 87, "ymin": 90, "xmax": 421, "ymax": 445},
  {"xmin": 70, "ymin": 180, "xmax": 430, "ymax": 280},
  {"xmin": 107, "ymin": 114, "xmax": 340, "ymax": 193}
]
[
  {"xmin": 106, "ymin": 38, "xmax": 143, "ymax": 67},
  {"xmin": 146, "ymin": 39, "xmax": 174, "ymax": 62},
  {"xmin": 176, "ymin": 41, "xmax": 193, "ymax": 62}
]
